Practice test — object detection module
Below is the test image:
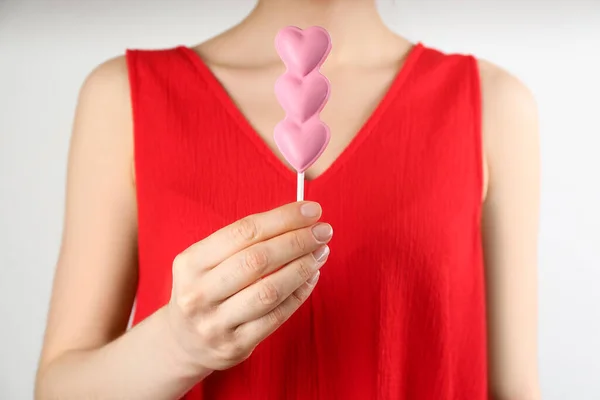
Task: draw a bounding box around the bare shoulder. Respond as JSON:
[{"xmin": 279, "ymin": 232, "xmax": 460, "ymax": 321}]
[
  {"xmin": 74, "ymin": 55, "xmax": 135, "ymax": 181},
  {"xmin": 83, "ymin": 55, "xmax": 129, "ymax": 88},
  {"xmin": 77, "ymin": 55, "xmax": 131, "ymax": 119},
  {"xmin": 477, "ymin": 58, "xmax": 538, "ymax": 144},
  {"xmin": 476, "ymin": 58, "xmax": 539, "ymax": 202}
]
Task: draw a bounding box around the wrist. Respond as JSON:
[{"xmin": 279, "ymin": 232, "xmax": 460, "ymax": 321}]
[{"xmin": 155, "ymin": 305, "xmax": 214, "ymax": 382}]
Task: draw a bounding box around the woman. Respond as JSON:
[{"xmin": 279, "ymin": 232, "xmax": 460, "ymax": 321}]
[{"xmin": 35, "ymin": 0, "xmax": 540, "ymax": 399}]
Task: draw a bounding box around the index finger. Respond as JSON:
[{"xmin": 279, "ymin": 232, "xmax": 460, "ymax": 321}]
[{"xmin": 186, "ymin": 201, "xmax": 322, "ymax": 269}]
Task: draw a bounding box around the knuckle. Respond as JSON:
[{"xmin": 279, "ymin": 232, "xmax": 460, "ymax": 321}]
[
  {"xmin": 276, "ymin": 208, "xmax": 293, "ymax": 230},
  {"xmin": 230, "ymin": 217, "xmax": 259, "ymax": 244},
  {"xmin": 172, "ymin": 252, "xmax": 188, "ymax": 275},
  {"xmin": 174, "ymin": 283, "xmax": 209, "ymax": 318},
  {"xmin": 217, "ymin": 340, "xmax": 248, "ymax": 364},
  {"xmin": 291, "ymin": 286, "xmax": 308, "ymax": 305},
  {"xmin": 294, "ymin": 258, "xmax": 313, "ymax": 281},
  {"xmin": 257, "ymin": 280, "xmax": 279, "ymax": 305},
  {"xmin": 175, "ymin": 293, "xmax": 198, "ymax": 318},
  {"xmin": 289, "ymin": 231, "xmax": 307, "ymax": 253},
  {"xmin": 267, "ymin": 306, "xmax": 287, "ymax": 326},
  {"xmin": 243, "ymin": 249, "xmax": 269, "ymax": 274}
]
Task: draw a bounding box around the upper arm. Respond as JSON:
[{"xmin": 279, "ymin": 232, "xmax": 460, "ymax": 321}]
[
  {"xmin": 38, "ymin": 56, "xmax": 138, "ymax": 372},
  {"xmin": 479, "ymin": 59, "xmax": 541, "ymax": 399}
]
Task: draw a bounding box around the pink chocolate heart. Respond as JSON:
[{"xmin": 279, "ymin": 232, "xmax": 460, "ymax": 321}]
[
  {"xmin": 274, "ymin": 118, "xmax": 330, "ymax": 173},
  {"xmin": 275, "ymin": 26, "xmax": 332, "ymax": 77},
  {"xmin": 275, "ymin": 72, "xmax": 330, "ymax": 123}
]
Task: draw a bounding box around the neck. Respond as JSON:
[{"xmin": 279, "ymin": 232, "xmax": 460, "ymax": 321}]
[{"xmin": 239, "ymin": 0, "xmax": 395, "ymax": 64}]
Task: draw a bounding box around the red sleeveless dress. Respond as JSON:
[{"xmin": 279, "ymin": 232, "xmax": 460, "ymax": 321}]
[{"xmin": 126, "ymin": 42, "xmax": 487, "ymax": 400}]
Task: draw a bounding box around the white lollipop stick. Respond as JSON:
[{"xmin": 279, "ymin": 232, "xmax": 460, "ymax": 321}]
[{"xmin": 297, "ymin": 171, "xmax": 305, "ymax": 201}]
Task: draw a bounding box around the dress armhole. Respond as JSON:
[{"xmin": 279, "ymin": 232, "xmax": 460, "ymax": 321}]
[
  {"xmin": 125, "ymin": 50, "xmax": 140, "ymax": 187},
  {"xmin": 468, "ymin": 55, "xmax": 485, "ymax": 210}
]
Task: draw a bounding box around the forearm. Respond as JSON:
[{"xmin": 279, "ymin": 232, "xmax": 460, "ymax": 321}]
[{"xmin": 35, "ymin": 306, "xmax": 212, "ymax": 400}]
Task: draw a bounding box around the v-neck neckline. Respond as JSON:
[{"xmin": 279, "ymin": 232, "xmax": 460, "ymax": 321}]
[{"xmin": 179, "ymin": 42, "xmax": 424, "ymax": 187}]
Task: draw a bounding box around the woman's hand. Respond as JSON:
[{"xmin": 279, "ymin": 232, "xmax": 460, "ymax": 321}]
[{"xmin": 165, "ymin": 201, "xmax": 333, "ymax": 372}]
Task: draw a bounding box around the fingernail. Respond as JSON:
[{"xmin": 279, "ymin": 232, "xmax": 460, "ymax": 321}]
[
  {"xmin": 307, "ymin": 270, "xmax": 320, "ymax": 285},
  {"xmin": 312, "ymin": 245, "xmax": 330, "ymax": 263},
  {"xmin": 300, "ymin": 202, "xmax": 321, "ymax": 218},
  {"xmin": 312, "ymin": 223, "xmax": 333, "ymax": 243}
]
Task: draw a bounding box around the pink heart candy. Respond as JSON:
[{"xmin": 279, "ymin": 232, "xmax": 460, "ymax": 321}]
[
  {"xmin": 274, "ymin": 118, "xmax": 330, "ymax": 173},
  {"xmin": 275, "ymin": 72, "xmax": 330, "ymax": 123},
  {"xmin": 275, "ymin": 26, "xmax": 332, "ymax": 77}
]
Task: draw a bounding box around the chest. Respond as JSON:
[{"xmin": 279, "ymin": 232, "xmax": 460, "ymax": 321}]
[{"xmin": 207, "ymin": 63, "xmax": 401, "ymax": 179}]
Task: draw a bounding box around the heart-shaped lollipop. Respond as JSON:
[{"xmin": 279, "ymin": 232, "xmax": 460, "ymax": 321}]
[
  {"xmin": 274, "ymin": 119, "xmax": 330, "ymax": 173},
  {"xmin": 274, "ymin": 26, "xmax": 332, "ymax": 201},
  {"xmin": 275, "ymin": 73, "xmax": 330, "ymax": 123},
  {"xmin": 275, "ymin": 26, "xmax": 332, "ymax": 77}
]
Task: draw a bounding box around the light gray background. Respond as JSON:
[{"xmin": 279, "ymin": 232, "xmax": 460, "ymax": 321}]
[{"xmin": 1, "ymin": 0, "xmax": 599, "ymax": 398}]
